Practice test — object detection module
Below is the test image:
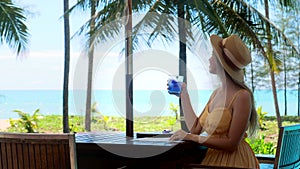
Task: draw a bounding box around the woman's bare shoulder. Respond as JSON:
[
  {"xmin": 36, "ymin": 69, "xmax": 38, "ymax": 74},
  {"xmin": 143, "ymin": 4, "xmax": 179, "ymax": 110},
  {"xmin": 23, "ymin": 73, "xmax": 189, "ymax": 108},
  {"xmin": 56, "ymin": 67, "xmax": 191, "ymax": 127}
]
[{"xmin": 233, "ymin": 89, "xmax": 251, "ymax": 110}]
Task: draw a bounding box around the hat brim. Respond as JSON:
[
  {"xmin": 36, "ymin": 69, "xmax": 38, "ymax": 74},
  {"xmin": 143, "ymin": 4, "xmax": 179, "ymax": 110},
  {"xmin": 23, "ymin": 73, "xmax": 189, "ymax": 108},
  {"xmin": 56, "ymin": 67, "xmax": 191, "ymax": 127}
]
[{"xmin": 210, "ymin": 35, "xmax": 244, "ymax": 83}]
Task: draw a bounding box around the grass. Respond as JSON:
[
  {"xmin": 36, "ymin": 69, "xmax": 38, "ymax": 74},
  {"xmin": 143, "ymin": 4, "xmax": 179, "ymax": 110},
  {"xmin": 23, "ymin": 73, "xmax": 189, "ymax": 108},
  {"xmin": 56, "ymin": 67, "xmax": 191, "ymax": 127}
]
[
  {"xmin": 6, "ymin": 115, "xmax": 181, "ymax": 133},
  {"xmin": 4, "ymin": 113, "xmax": 300, "ymax": 155},
  {"xmin": 253, "ymin": 117, "xmax": 300, "ymax": 144}
]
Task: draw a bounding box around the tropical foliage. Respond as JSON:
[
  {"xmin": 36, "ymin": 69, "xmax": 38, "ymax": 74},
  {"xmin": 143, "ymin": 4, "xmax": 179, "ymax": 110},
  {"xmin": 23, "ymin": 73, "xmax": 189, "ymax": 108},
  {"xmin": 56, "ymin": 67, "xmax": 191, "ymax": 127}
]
[
  {"xmin": 9, "ymin": 109, "xmax": 42, "ymax": 133},
  {"xmin": 5, "ymin": 111, "xmax": 299, "ymax": 155},
  {"xmin": 67, "ymin": 0, "xmax": 299, "ymax": 130},
  {"xmin": 257, "ymin": 106, "xmax": 268, "ymax": 130},
  {"xmin": 246, "ymin": 135, "xmax": 276, "ymax": 155},
  {"xmin": 0, "ymin": 0, "xmax": 29, "ymax": 55},
  {"xmin": 69, "ymin": 0, "xmax": 298, "ymax": 53},
  {"xmin": 2, "ymin": 1, "xmax": 299, "ymax": 133}
]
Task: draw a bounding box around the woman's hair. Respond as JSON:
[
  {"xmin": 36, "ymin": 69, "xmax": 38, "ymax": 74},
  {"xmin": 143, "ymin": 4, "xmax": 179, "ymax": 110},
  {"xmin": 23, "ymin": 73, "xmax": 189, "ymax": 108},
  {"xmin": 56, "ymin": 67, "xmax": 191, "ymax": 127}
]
[
  {"xmin": 231, "ymin": 74, "xmax": 258, "ymax": 136},
  {"xmin": 214, "ymin": 54, "xmax": 258, "ymax": 136}
]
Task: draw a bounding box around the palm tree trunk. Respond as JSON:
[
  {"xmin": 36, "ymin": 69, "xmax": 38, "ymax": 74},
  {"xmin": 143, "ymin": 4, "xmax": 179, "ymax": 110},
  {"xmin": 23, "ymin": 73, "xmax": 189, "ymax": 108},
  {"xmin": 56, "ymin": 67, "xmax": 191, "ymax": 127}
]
[
  {"xmin": 250, "ymin": 61, "xmax": 255, "ymax": 92},
  {"xmin": 298, "ymin": 70, "xmax": 300, "ymax": 116},
  {"xmin": 270, "ymin": 71, "xmax": 282, "ymax": 127},
  {"xmin": 125, "ymin": 0, "xmax": 133, "ymax": 137},
  {"xmin": 284, "ymin": 51, "xmax": 287, "ymax": 116},
  {"xmin": 63, "ymin": 0, "xmax": 70, "ymax": 133},
  {"xmin": 281, "ymin": 11, "xmax": 287, "ymax": 116},
  {"xmin": 177, "ymin": 1, "xmax": 188, "ymax": 132},
  {"xmin": 297, "ymin": 3, "xmax": 300, "ymax": 117},
  {"xmin": 85, "ymin": 0, "xmax": 96, "ymax": 131},
  {"xmin": 264, "ymin": 0, "xmax": 282, "ymax": 127}
]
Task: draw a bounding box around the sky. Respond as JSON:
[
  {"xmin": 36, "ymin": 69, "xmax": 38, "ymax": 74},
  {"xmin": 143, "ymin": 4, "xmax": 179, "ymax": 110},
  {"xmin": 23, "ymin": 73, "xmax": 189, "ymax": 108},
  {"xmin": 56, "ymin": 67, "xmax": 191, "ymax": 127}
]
[
  {"xmin": 0, "ymin": 0, "xmax": 217, "ymax": 91},
  {"xmin": 0, "ymin": 0, "xmax": 85, "ymax": 90}
]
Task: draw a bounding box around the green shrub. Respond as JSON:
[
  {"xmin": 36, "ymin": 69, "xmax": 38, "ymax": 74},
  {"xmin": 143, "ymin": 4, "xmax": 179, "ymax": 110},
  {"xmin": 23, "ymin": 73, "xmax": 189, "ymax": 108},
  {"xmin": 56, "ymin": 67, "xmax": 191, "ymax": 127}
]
[
  {"xmin": 265, "ymin": 116, "xmax": 300, "ymax": 123},
  {"xmin": 69, "ymin": 115, "xmax": 85, "ymax": 133},
  {"xmin": 9, "ymin": 109, "xmax": 42, "ymax": 133},
  {"xmin": 91, "ymin": 102, "xmax": 113, "ymax": 131},
  {"xmin": 166, "ymin": 103, "xmax": 180, "ymax": 131},
  {"xmin": 169, "ymin": 103, "xmax": 179, "ymax": 120},
  {"xmin": 257, "ymin": 106, "xmax": 268, "ymax": 130},
  {"xmin": 246, "ymin": 135, "xmax": 276, "ymax": 155}
]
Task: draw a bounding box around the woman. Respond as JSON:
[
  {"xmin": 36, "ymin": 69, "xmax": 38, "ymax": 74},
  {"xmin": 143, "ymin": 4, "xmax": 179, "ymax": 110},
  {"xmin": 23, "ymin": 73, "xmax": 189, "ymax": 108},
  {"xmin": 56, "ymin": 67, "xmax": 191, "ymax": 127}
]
[{"xmin": 169, "ymin": 34, "xmax": 260, "ymax": 168}]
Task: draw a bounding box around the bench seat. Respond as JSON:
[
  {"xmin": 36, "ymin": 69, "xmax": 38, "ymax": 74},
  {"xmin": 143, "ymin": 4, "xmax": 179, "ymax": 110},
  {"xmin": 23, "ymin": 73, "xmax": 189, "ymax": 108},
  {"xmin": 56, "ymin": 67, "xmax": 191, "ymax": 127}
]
[{"xmin": 0, "ymin": 132, "xmax": 77, "ymax": 169}]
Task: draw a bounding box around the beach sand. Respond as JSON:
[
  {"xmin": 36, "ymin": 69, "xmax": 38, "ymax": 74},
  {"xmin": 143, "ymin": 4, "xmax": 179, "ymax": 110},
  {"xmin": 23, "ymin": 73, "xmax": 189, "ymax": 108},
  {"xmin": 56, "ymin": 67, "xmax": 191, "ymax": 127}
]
[{"xmin": 0, "ymin": 119, "xmax": 10, "ymax": 131}]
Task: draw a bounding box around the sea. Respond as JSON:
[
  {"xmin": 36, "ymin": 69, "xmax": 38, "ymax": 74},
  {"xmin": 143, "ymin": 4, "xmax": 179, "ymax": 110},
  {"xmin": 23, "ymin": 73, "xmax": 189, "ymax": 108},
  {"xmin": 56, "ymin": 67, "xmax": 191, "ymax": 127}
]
[{"xmin": 0, "ymin": 89, "xmax": 298, "ymax": 119}]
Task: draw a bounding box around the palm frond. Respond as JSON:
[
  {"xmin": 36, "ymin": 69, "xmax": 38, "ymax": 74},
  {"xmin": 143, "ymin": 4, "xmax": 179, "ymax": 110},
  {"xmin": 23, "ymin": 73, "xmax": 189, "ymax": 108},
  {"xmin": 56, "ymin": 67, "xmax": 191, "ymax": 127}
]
[
  {"xmin": 71, "ymin": 0, "xmax": 125, "ymax": 50},
  {"xmin": 68, "ymin": 0, "xmax": 105, "ymax": 13},
  {"xmin": 70, "ymin": 0, "xmax": 300, "ymax": 62},
  {"xmin": 133, "ymin": 0, "xmax": 177, "ymax": 44},
  {"xmin": 0, "ymin": 0, "xmax": 29, "ymax": 55},
  {"xmin": 80, "ymin": 0, "xmax": 178, "ymax": 51},
  {"xmin": 244, "ymin": 0, "xmax": 295, "ymax": 9},
  {"xmin": 132, "ymin": 0, "xmax": 154, "ymax": 12},
  {"xmin": 212, "ymin": 1, "xmax": 299, "ymax": 60},
  {"xmin": 240, "ymin": 0, "xmax": 298, "ymax": 50},
  {"xmin": 92, "ymin": 1, "xmax": 125, "ymax": 43},
  {"xmin": 131, "ymin": 0, "xmax": 198, "ymax": 51},
  {"xmin": 185, "ymin": 0, "xmax": 228, "ymax": 36}
]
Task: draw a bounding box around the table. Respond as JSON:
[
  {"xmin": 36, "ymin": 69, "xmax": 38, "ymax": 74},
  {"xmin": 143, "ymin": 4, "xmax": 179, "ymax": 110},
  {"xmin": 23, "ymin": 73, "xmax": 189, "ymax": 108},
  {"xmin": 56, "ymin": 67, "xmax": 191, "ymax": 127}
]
[{"xmin": 75, "ymin": 132, "xmax": 207, "ymax": 169}]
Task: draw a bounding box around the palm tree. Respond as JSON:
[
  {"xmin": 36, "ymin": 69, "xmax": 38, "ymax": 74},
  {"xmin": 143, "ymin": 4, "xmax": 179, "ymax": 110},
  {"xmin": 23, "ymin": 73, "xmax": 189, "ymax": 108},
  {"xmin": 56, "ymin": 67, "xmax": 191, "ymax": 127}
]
[
  {"xmin": 74, "ymin": 0, "xmax": 225, "ymax": 133},
  {"xmin": 63, "ymin": 0, "xmax": 70, "ymax": 133},
  {"xmin": 264, "ymin": 0, "xmax": 282, "ymax": 127},
  {"xmin": 191, "ymin": 0, "xmax": 297, "ymax": 128},
  {"xmin": 177, "ymin": 0, "xmax": 188, "ymax": 131},
  {"xmin": 67, "ymin": 0, "xmax": 100, "ymax": 131},
  {"xmin": 125, "ymin": 0, "xmax": 134, "ymax": 137},
  {"xmin": 85, "ymin": 0, "xmax": 97, "ymax": 131},
  {"xmin": 70, "ymin": 0, "xmax": 299, "ymax": 129},
  {"xmin": 132, "ymin": 0, "xmax": 298, "ymax": 128},
  {"xmin": 273, "ymin": 4, "xmax": 298, "ymax": 116},
  {"xmin": 0, "ymin": 0, "xmax": 29, "ymax": 55},
  {"xmin": 298, "ymin": 2, "xmax": 300, "ymax": 117},
  {"xmin": 250, "ymin": 0, "xmax": 297, "ymax": 126}
]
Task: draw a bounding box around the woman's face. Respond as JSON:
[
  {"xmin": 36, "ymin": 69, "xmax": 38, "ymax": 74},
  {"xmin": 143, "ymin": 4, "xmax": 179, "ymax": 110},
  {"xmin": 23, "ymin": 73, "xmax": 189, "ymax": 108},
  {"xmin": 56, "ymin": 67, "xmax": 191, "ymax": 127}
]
[
  {"xmin": 209, "ymin": 50, "xmax": 223, "ymax": 75},
  {"xmin": 209, "ymin": 51, "xmax": 218, "ymax": 74}
]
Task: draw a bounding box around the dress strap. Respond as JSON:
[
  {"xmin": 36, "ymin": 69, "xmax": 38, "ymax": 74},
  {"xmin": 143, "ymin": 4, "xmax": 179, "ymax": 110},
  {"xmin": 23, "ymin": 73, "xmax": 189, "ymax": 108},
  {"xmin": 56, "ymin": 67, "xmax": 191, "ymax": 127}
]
[
  {"xmin": 198, "ymin": 89, "xmax": 218, "ymax": 119},
  {"xmin": 227, "ymin": 89, "xmax": 247, "ymax": 109},
  {"xmin": 199, "ymin": 89, "xmax": 218, "ymax": 118},
  {"xmin": 208, "ymin": 89, "xmax": 218, "ymax": 104}
]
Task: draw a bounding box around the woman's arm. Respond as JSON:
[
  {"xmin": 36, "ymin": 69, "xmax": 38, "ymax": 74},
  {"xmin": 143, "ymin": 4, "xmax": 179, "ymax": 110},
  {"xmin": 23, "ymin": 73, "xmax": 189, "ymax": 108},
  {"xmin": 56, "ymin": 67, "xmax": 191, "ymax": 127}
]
[
  {"xmin": 185, "ymin": 90, "xmax": 252, "ymax": 152},
  {"xmin": 180, "ymin": 83, "xmax": 202, "ymax": 134}
]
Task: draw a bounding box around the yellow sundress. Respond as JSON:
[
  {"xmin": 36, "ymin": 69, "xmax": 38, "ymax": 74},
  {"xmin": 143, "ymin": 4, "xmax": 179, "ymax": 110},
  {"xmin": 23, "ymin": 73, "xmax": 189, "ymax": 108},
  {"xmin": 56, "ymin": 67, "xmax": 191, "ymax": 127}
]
[{"xmin": 199, "ymin": 89, "xmax": 260, "ymax": 169}]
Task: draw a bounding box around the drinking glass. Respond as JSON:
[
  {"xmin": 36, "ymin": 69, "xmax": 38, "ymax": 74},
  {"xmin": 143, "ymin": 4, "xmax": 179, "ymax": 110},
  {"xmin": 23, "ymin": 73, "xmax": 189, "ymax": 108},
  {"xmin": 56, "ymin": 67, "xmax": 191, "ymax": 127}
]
[{"xmin": 167, "ymin": 75, "xmax": 184, "ymax": 94}]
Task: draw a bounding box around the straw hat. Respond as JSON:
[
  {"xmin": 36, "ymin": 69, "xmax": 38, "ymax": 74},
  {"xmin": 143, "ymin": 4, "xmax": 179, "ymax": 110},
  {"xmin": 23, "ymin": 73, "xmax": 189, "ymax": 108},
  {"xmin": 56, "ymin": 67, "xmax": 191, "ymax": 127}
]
[{"xmin": 210, "ymin": 34, "xmax": 251, "ymax": 83}]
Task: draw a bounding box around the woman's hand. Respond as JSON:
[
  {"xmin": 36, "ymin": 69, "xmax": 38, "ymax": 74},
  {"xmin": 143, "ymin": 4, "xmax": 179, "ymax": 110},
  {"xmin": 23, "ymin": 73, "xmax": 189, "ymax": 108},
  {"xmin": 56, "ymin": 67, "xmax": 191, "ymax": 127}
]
[{"xmin": 169, "ymin": 129, "xmax": 189, "ymax": 141}]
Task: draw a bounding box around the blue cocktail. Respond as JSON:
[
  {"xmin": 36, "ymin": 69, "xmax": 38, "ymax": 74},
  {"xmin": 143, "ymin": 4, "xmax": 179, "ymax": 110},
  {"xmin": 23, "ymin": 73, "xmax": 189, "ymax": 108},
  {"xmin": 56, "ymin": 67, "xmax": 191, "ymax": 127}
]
[{"xmin": 168, "ymin": 75, "xmax": 184, "ymax": 94}]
